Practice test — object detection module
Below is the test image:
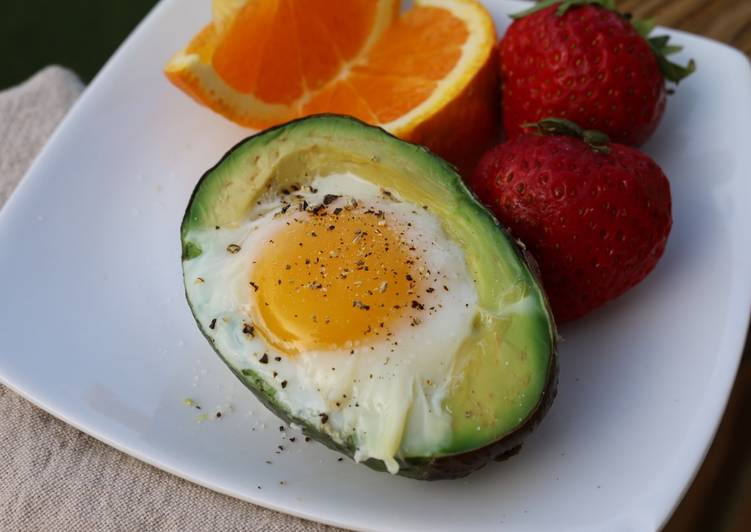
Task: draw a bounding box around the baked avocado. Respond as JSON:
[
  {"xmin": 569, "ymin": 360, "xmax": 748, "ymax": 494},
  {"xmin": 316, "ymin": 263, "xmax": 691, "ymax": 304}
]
[{"xmin": 181, "ymin": 114, "xmax": 557, "ymax": 480}]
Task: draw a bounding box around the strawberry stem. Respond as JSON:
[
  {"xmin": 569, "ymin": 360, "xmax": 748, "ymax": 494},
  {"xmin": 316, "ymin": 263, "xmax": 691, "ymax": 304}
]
[
  {"xmin": 523, "ymin": 118, "xmax": 611, "ymax": 154},
  {"xmin": 511, "ymin": 0, "xmax": 614, "ymax": 19}
]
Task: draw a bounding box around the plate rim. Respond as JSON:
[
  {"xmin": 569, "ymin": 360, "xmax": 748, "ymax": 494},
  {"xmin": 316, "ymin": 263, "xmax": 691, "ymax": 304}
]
[{"xmin": 0, "ymin": 0, "xmax": 750, "ymax": 530}]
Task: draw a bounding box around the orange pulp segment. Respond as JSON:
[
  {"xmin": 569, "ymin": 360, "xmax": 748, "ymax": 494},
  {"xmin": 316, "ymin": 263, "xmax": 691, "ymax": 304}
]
[{"xmin": 165, "ymin": 0, "xmax": 499, "ymax": 173}]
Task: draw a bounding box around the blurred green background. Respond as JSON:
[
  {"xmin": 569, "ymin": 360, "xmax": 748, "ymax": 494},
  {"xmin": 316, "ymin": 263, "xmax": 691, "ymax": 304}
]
[{"xmin": 1, "ymin": 0, "xmax": 159, "ymax": 89}]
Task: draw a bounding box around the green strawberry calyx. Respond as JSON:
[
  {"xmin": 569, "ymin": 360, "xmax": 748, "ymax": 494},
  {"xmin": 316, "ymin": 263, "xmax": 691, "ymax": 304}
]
[
  {"xmin": 510, "ymin": 0, "xmax": 696, "ymax": 84},
  {"xmin": 523, "ymin": 118, "xmax": 612, "ymax": 154},
  {"xmin": 630, "ymin": 17, "xmax": 696, "ymax": 84},
  {"xmin": 511, "ymin": 0, "xmax": 615, "ymax": 18}
]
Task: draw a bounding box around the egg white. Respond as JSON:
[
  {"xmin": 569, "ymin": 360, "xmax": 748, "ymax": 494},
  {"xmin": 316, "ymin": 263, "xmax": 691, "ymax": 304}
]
[{"xmin": 184, "ymin": 173, "xmax": 479, "ymax": 472}]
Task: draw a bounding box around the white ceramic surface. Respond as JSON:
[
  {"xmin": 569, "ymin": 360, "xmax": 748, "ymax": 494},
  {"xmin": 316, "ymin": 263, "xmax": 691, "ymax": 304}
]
[{"xmin": 1, "ymin": 1, "xmax": 750, "ymax": 530}]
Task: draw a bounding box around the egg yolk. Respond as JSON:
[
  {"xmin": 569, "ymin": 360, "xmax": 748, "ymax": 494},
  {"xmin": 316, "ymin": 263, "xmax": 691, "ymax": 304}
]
[{"xmin": 251, "ymin": 203, "xmax": 426, "ymax": 355}]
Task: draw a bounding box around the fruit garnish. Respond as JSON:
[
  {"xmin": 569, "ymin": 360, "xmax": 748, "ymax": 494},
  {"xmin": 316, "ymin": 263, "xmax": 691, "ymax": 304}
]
[
  {"xmin": 165, "ymin": 0, "xmax": 499, "ymax": 174},
  {"xmin": 512, "ymin": 0, "xmax": 695, "ymax": 82},
  {"xmin": 470, "ymin": 118, "xmax": 672, "ymax": 322},
  {"xmin": 500, "ymin": 0, "xmax": 695, "ymax": 145}
]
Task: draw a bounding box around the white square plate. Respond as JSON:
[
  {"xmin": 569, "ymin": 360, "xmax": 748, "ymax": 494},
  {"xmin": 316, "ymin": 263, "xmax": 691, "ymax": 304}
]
[{"xmin": 1, "ymin": 1, "xmax": 750, "ymax": 530}]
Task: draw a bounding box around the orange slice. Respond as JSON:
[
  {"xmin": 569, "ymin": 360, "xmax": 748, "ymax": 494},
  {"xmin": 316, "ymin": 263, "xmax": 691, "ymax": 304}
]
[{"xmin": 165, "ymin": 0, "xmax": 499, "ymax": 174}]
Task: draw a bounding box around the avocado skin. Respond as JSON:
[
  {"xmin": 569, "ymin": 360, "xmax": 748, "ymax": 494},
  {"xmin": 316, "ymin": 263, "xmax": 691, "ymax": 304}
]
[{"xmin": 181, "ymin": 114, "xmax": 558, "ymax": 480}]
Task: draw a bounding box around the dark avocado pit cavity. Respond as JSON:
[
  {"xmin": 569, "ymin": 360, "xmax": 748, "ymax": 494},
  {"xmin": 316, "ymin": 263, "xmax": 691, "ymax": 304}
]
[{"xmin": 181, "ymin": 114, "xmax": 558, "ymax": 480}]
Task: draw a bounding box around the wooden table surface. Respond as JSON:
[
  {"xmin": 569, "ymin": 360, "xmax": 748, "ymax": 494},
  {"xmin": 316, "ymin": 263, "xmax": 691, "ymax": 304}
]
[
  {"xmin": 621, "ymin": 3, "xmax": 751, "ymax": 530},
  {"xmin": 621, "ymin": 0, "xmax": 751, "ymax": 56}
]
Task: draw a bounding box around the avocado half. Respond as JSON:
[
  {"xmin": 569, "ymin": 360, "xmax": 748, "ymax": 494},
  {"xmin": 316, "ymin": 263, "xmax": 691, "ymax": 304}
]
[{"xmin": 181, "ymin": 114, "xmax": 558, "ymax": 480}]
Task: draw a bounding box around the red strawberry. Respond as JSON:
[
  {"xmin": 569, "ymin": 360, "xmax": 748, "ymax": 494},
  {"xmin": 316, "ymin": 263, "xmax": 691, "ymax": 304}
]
[
  {"xmin": 499, "ymin": 0, "xmax": 695, "ymax": 146},
  {"xmin": 469, "ymin": 118, "xmax": 672, "ymax": 322}
]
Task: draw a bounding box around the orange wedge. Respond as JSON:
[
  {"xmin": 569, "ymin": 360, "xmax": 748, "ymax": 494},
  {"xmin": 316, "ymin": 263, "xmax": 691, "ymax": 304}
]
[{"xmin": 165, "ymin": 0, "xmax": 499, "ymax": 174}]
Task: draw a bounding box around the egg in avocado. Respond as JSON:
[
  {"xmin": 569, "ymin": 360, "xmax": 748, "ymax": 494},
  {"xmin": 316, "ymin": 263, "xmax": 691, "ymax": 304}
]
[{"xmin": 181, "ymin": 115, "xmax": 557, "ymax": 479}]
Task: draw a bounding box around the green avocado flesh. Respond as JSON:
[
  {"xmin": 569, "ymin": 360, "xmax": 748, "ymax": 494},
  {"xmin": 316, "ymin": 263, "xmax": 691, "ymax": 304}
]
[{"xmin": 181, "ymin": 114, "xmax": 557, "ymax": 479}]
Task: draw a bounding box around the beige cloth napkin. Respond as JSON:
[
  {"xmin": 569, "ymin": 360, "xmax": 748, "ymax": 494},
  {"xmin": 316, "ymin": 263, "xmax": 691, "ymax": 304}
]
[{"xmin": 0, "ymin": 67, "xmax": 341, "ymax": 532}]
